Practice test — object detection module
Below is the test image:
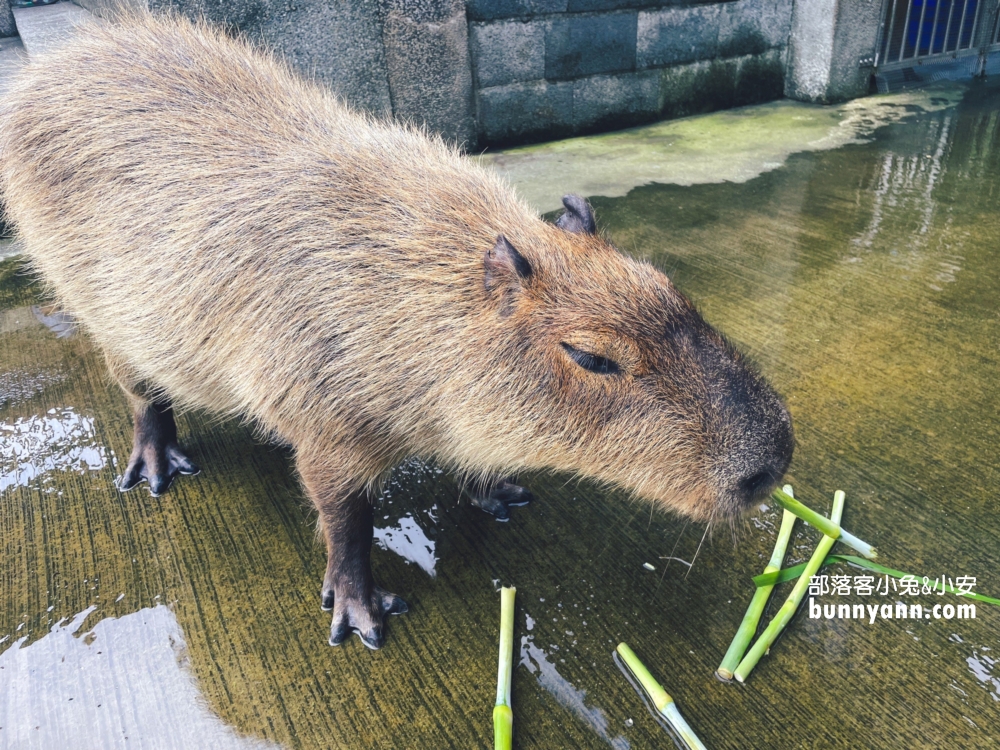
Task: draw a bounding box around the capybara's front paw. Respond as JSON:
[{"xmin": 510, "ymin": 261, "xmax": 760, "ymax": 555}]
[
  {"xmin": 326, "ymin": 585, "xmax": 408, "ymax": 650},
  {"xmin": 117, "ymin": 441, "xmax": 199, "ymax": 497},
  {"xmin": 470, "ymin": 479, "xmax": 533, "ymax": 520}
]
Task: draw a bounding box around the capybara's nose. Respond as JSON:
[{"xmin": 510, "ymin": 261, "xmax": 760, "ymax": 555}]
[{"xmin": 734, "ymin": 411, "xmax": 794, "ymax": 508}]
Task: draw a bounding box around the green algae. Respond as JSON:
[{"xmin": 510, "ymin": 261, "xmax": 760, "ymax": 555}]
[
  {"xmin": 484, "ymin": 84, "xmax": 967, "ymax": 214},
  {"xmin": 0, "ymin": 254, "xmax": 42, "ymax": 309}
]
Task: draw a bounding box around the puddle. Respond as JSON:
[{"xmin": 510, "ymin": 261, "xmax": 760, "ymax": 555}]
[
  {"xmin": 0, "ymin": 368, "xmax": 66, "ymax": 407},
  {"xmin": 520, "ymin": 622, "xmax": 629, "ymax": 750},
  {"xmin": 966, "ymin": 648, "xmax": 1000, "ymax": 703},
  {"xmin": 0, "ymin": 604, "xmax": 280, "ymax": 749},
  {"xmin": 373, "ymin": 459, "xmax": 448, "ymax": 576},
  {"xmin": 30, "ymin": 305, "xmax": 76, "ymax": 338},
  {"xmin": 0, "ymin": 407, "xmax": 108, "ymax": 492},
  {"xmin": 374, "ymin": 512, "xmax": 438, "ymax": 577}
]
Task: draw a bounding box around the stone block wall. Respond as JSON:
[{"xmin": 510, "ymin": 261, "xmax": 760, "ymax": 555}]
[
  {"xmin": 59, "ymin": 0, "xmax": 801, "ymax": 149},
  {"xmin": 469, "ymin": 0, "xmax": 792, "ymax": 145},
  {"xmin": 381, "ymin": 0, "xmax": 476, "ymax": 147},
  {"xmin": 1, "ymin": 3, "xmax": 15, "ymax": 38}
]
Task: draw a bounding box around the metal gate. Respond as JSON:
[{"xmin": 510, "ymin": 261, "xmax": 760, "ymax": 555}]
[{"xmin": 876, "ymin": 0, "xmax": 1000, "ymax": 77}]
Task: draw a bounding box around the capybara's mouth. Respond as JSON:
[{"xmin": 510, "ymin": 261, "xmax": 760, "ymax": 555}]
[{"xmin": 739, "ymin": 468, "xmax": 785, "ymax": 508}]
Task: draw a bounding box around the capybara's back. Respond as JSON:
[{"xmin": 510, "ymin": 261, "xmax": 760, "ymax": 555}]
[
  {"xmin": 0, "ymin": 14, "xmax": 794, "ymax": 649},
  {"xmin": 0, "ymin": 14, "xmax": 527, "ymax": 441}
]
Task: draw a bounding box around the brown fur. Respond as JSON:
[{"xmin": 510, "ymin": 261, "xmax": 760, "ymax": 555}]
[{"xmin": 0, "ymin": 14, "xmax": 792, "ymax": 647}]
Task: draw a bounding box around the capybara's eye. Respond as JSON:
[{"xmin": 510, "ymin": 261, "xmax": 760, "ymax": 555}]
[{"xmin": 561, "ymin": 343, "xmax": 620, "ymax": 375}]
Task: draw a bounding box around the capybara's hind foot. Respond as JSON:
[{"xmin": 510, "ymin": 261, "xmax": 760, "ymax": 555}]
[
  {"xmin": 116, "ymin": 399, "xmax": 199, "ymax": 497},
  {"xmin": 326, "ymin": 585, "xmax": 408, "ymax": 650},
  {"xmin": 469, "ymin": 478, "xmax": 533, "ymax": 520},
  {"xmin": 117, "ymin": 442, "xmax": 199, "ymax": 496}
]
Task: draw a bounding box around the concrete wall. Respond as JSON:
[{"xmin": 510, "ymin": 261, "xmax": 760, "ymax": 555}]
[
  {"xmin": 786, "ymin": 0, "xmax": 881, "ymax": 103},
  {"xmin": 78, "ymin": 0, "xmax": 397, "ymax": 115},
  {"xmin": 1, "ymin": 3, "xmax": 16, "ymax": 38},
  {"xmin": 34, "ymin": 0, "xmax": 875, "ymax": 148},
  {"xmin": 73, "ymin": 0, "xmax": 478, "ymax": 143},
  {"xmin": 382, "ymin": 0, "xmax": 475, "ymax": 147}
]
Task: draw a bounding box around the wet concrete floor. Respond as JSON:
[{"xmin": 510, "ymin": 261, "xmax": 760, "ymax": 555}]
[{"xmin": 2, "ymin": 79, "xmax": 1000, "ymax": 748}]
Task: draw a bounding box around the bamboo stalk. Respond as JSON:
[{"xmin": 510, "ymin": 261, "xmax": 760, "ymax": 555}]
[
  {"xmin": 734, "ymin": 491, "xmax": 846, "ymax": 683},
  {"xmin": 615, "ymin": 643, "xmax": 707, "ymax": 750},
  {"xmin": 716, "ymin": 486, "xmax": 798, "ymax": 680},
  {"xmin": 494, "ymin": 586, "xmax": 516, "ymax": 750},
  {"xmin": 771, "ymin": 487, "xmax": 877, "ymax": 559}
]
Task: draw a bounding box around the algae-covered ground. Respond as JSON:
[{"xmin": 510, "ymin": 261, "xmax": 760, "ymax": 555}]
[
  {"xmin": 2, "ymin": 80, "xmax": 1000, "ymax": 748},
  {"xmin": 485, "ymin": 85, "xmax": 967, "ymax": 214}
]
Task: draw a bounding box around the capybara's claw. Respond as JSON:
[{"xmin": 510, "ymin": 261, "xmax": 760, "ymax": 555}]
[
  {"xmin": 379, "ymin": 587, "xmax": 409, "ymax": 616},
  {"xmin": 166, "ymin": 444, "xmax": 200, "ymax": 475},
  {"xmin": 470, "ymin": 480, "xmax": 533, "ymax": 520},
  {"xmin": 116, "ymin": 442, "xmax": 199, "ymax": 497},
  {"xmin": 327, "ymin": 586, "xmax": 408, "ymax": 649}
]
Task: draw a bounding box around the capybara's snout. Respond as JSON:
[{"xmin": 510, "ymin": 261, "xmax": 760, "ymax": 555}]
[
  {"xmin": 727, "ymin": 395, "xmax": 794, "ymax": 511},
  {"xmin": 702, "ymin": 340, "xmax": 795, "ymax": 516}
]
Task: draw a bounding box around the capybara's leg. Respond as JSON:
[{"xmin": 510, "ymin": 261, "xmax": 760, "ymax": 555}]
[
  {"xmin": 106, "ymin": 355, "xmax": 199, "ymax": 496},
  {"xmin": 298, "ymin": 462, "xmax": 408, "ymax": 649},
  {"xmin": 468, "ymin": 477, "xmax": 533, "ymax": 520}
]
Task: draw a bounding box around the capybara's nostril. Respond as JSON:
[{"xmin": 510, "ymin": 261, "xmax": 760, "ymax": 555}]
[{"xmin": 740, "ymin": 470, "xmax": 777, "ymax": 503}]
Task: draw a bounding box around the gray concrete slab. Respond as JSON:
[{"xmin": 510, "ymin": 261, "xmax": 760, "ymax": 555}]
[
  {"xmin": 11, "ymin": 1, "xmax": 95, "ymax": 57},
  {"xmin": 0, "ymin": 36, "xmax": 27, "ymax": 97},
  {"xmin": 1, "ymin": 2, "xmax": 16, "ymax": 39}
]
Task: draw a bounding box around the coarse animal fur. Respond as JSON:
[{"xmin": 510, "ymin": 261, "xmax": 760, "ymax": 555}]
[{"xmin": 0, "ymin": 13, "xmax": 793, "ymax": 649}]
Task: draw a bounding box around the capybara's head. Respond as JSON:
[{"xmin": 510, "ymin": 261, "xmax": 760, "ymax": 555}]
[{"xmin": 476, "ymin": 195, "xmax": 793, "ymax": 521}]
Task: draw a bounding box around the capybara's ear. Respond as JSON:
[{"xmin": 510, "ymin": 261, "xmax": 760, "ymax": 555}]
[
  {"xmin": 484, "ymin": 235, "xmax": 532, "ymax": 291},
  {"xmin": 555, "ymin": 194, "xmax": 596, "ymax": 235}
]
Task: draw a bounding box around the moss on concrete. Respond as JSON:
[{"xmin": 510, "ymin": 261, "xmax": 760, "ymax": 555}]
[
  {"xmin": 484, "ymin": 81, "xmax": 966, "ymax": 213},
  {"xmin": 0, "ymin": 255, "xmax": 42, "ymax": 309}
]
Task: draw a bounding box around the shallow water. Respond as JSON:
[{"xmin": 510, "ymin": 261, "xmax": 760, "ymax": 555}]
[{"xmin": 2, "ymin": 80, "xmax": 1000, "ymax": 748}]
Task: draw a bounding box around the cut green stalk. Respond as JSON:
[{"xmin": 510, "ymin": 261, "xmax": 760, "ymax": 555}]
[
  {"xmin": 771, "ymin": 487, "xmax": 877, "ymax": 559},
  {"xmin": 615, "ymin": 642, "xmax": 707, "ymax": 750},
  {"xmin": 734, "ymin": 490, "xmax": 846, "ymax": 683},
  {"xmin": 494, "ymin": 586, "xmax": 516, "ymax": 750},
  {"xmin": 716, "ymin": 486, "xmax": 798, "ymax": 681}
]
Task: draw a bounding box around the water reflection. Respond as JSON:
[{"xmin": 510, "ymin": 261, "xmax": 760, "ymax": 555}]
[
  {"xmin": 965, "ymin": 647, "xmax": 1000, "ymax": 703},
  {"xmin": 0, "ymin": 604, "xmax": 280, "ymax": 749},
  {"xmin": 854, "ymin": 111, "xmax": 954, "ymax": 249},
  {"xmin": 520, "ymin": 615, "xmax": 630, "ymax": 750},
  {"xmin": 586, "ymin": 78, "xmax": 1000, "ymax": 747},
  {"xmin": 30, "ymin": 305, "xmax": 76, "ymax": 338},
  {"xmin": 0, "ymin": 304, "xmax": 77, "ymax": 339},
  {"xmin": 374, "ymin": 512, "xmax": 438, "ymax": 577},
  {"xmin": 0, "ymin": 407, "xmax": 107, "ymax": 492},
  {"xmin": 373, "ymin": 458, "xmax": 444, "ymax": 576}
]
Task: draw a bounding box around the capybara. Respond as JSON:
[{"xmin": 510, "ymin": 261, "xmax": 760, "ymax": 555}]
[{"xmin": 0, "ymin": 14, "xmax": 793, "ymax": 649}]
